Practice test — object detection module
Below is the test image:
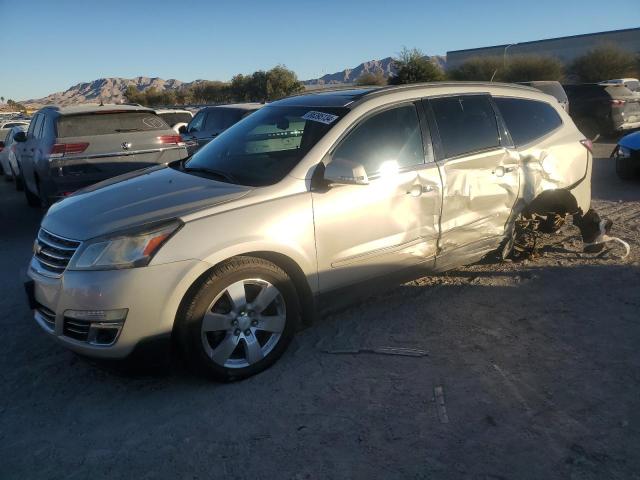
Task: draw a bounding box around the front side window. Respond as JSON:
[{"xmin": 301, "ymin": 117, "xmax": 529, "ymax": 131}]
[
  {"xmin": 332, "ymin": 104, "xmax": 424, "ymax": 176},
  {"xmin": 429, "ymin": 95, "xmax": 500, "ymax": 158},
  {"xmin": 185, "ymin": 105, "xmax": 347, "ymax": 186},
  {"xmin": 187, "ymin": 111, "xmax": 206, "ymax": 133},
  {"xmin": 495, "ymin": 97, "xmax": 562, "ymax": 147}
]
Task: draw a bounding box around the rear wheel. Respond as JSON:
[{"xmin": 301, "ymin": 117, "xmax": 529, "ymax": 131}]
[
  {"xmin": 10, "ymin": 165, "xmax": 23, "ymax": 191},
  {"xmin": 24, "ymin": 183, "xmax": 40, "ymax": 207},
  {"xmin": 616, "ymin": 157, "xmax": 636, "ymax": 180},
  {"xmin": 176, "ymin": 256, "xmax": 299, "ymax": 381}
]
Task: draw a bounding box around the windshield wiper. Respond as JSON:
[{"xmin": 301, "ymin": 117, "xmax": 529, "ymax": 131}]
[
  {"xmin": 115, "ymin": 128, "xmax": 143, "ymax": 132},
  {"xmin": 183, "ymin": 166, "xmax": 238, "ymax": 184}
]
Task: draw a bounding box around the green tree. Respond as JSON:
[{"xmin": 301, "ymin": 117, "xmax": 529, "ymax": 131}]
[
  {"xmin": 389, "ymin": 47, "xmax": 444, "ymax": 85},
  {"xmin": 448, "ymin": 54, "xmax": 564, "ymax": 82},
  {"xmin": 265, "ymin": 65, "xmax": 304, "ymax": 100},
  {"xmin": 0, "ymin": 96, "xmax": 4, "ymax": 104},
  {"xmin": 570, "ymin": 44, "xmax": 638, "ymax": 82},
  {"xmin": 447, "ymin": 56, "xmax": 504, "ymax": 81},
  {"xmin": 355, "ymin": 71, "xmax": 387, "ymax": 86},
  {"xmin": 6, "ymin": 99, "xmax": 27, "ymax": 111},
  {"xmin": 503, "ymin": 55, "xmax": 564, "ymax": 82}
]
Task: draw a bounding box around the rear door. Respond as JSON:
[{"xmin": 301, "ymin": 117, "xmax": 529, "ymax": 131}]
[
  {"xmin": 426, "ymin": 94, "xmax": 520, "ymax": 260},
  {"xmin": 53, "ymin": 111, "xmax": 185, "ymax": 180}
]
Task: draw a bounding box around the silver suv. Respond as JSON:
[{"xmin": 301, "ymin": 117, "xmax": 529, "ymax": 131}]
[
  {"xmin": 15, "ymin": 104, "xmax": 187, "ymax": 207},
  {"xmin": 25, "ymin": 83, "xmax": 593, "ymax": 380}
]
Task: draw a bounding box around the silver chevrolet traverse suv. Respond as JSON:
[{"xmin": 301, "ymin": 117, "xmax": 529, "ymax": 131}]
[{"xmin": 26, "ymin": 83, "xmax": 593, "ymax": 381}]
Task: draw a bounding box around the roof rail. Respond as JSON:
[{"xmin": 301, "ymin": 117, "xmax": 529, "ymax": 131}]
[
  {"xmin": 289, "ymin": 85, "xmax": 380, "ymax": 98},
  {"xmin": 356, "ymin": 81, "xmax": 539, "ymax": 101}
]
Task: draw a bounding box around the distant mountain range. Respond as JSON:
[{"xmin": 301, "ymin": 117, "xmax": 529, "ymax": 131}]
[
  {"xmin": 23, "ymin": 76, "xmax": 207, "ymax": 107},
  {"xmin": 303, "ymin": 55, "xmax": 446, "ymax": 85},
  {"xmin": 22, "ymin": 55, "xmax": 447, "ymax": 107}
]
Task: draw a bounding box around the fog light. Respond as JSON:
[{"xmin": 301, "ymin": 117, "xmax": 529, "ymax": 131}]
[
  {"xmin": 64, "ymin": 309, "xmax": 128, "ymax": 322},
  {"xmin": 63, "ymin": 309, "xmax": 128, "ymax": 346}
]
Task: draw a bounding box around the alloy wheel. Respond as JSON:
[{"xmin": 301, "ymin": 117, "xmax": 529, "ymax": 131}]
[{"xmin": 200, "ymin": 278, "xmax": 287, "ymax": 369}]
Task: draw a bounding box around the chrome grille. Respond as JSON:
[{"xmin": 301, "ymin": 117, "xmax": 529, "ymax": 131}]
[{"xmin": 34, "ymin": 229, "xmax": 81, "ymax": 276}]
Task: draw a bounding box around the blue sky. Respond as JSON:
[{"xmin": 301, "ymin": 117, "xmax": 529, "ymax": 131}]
[{"xmin": 0, "ymin": 0, "xmax": 638, "ymax": 100}]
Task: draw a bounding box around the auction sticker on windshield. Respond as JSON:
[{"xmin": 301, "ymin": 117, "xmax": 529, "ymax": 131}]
[{"xmin": 302, "ymin": 111, "xmax": 339, "ymax": 125}]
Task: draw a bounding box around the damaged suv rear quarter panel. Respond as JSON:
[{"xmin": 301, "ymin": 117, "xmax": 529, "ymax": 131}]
[{"xmin": 518, "ymin": 108, "xmax": 591, "ymax": 215}]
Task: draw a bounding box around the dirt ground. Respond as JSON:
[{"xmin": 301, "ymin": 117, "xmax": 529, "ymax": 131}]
[{"xmin": 1, "ymin": 142, "xmax": 639, "ymax": 480}]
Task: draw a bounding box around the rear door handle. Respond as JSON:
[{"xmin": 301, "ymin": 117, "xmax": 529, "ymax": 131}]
[
  {"xmin": 406, "ymin": 185, "xmax": 436, "ymax": 197},
  {"xmin": 492, "ymin": 166, "xmax": 516, "ymax": 177}
]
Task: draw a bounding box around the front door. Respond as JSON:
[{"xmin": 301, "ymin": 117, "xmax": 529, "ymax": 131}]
[
  {"xmin": 313, "ymin": 103, "xmax": 442, "ymax": 292},
  {"xmin": 426, "ymin": 95, "xmax": 520, "ymax": 261}
]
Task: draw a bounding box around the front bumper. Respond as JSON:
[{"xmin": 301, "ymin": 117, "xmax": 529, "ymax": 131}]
[{"xmin": 26, "ymin": 257, "xmax": 211, "ymax": 358}]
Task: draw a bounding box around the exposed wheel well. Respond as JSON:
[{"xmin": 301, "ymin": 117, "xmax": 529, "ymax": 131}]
[{"xmin": 525, "ymin": 189, "xmax": 579, "ymax": 217}]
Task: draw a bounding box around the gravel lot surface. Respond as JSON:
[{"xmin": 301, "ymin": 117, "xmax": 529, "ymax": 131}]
[{"xmin": 1, "ymin": 142, "xmax": 639, "ymax": 479}]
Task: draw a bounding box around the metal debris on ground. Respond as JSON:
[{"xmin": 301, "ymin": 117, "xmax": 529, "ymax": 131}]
[
  {"xmin": 434, "ymin": 385, "xmax": 450, "ymax": 424},
  {"xmin": 323, "ymin": 346, "xmax": 428, "ymax": 357}
]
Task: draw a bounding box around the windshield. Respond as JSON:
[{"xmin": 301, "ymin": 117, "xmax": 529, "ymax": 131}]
[
  {"xmin": 625, "ymin": 80, "xmax": 639, "ymax": 92},
  {"xmin": 184, "ymin": 105, "xmax": 348, "ymax": 186}
]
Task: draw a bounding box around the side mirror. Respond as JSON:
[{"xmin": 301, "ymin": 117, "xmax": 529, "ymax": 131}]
[
  {"xmin": 14, "ymin": 131, "xmax": 27, "ymax": 142},
  {"xmin": 178, "ymin": 125, "xmax": 187, "ymax": 134},
  {"xmin": 324, "ymin": 157, "xmax": 369, "ymax": 186}
]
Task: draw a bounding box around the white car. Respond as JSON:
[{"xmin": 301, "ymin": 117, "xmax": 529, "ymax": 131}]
[
  {"xmin": 154, "ymin": 109, "xmax": 193, "ymax": 133},
  {"xmin": 599, "ymin": 78, "xmax": 640, "ymax": 92},
  {"xmin": 0, "ymin": 125, "xmax": 27, "ymax": 188}
]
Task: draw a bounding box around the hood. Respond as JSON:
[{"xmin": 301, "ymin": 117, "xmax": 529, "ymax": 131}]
[
  {"xmin": 42, "ymin": 165, "xmax": 251, "ymax": 240},
  {"xmin": 619, "ymin": 131, "xmax": 640, "ymax": 151}
]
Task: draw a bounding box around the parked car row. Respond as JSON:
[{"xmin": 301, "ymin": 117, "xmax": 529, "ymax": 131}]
[
  {"xmin": 23, "ymin": 82, "xmax": 595, "ymax": 381},
  {"xmin": 2, "ymin": 102, "xmax": 263, "ymax": 207}
]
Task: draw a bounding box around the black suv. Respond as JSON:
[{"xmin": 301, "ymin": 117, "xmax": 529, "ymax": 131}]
[
  {"xmin": 563, "ymin": 83, "xmax": 640, "ymax": 137},
  {"xmin": 180, "ymin": 103, "xmax": 263, "ymax": 155}
]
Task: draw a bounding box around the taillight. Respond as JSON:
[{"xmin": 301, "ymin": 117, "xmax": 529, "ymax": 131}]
[
  {"xmin": 580, "ymin": 139, "xmax": 593, "ymax": 153},
  {"xmin": 50, "ymin": 143, "xmax": 89, "ymax": 158},
  {"xmin": 611, "ymin": 99, "xmax": 626, "ymax": 106},
  {"xmin": 158, "ymin": 135, "xmax": 183, "ymax": 145}
]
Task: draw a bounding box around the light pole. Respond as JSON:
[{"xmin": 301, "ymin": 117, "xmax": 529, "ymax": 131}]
[
  {"xmin": 490, "ymin": 43, "xmax": 517, "ymax": 82},
  {"xmin": 503, "ymin": 43, "xmax": 517, "ymax": 68}
]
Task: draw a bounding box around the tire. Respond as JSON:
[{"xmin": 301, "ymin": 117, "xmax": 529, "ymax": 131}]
[
  {"xmin": 10, "ymin": 165, "xmax": 23, "ymax": 191},
  {"xmin": 176, "ymin": 256, "xmax": 299, "ymax": 381},
  {"xmin": 24, "ymin": 183, "xmax": 40, "ymax": 207},
  {"xmin": 616, "ymin": 157, "xmax": 636, "ymax": 180}
]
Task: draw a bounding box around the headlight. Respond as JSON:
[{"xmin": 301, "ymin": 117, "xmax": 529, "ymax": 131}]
[
  {"xmin": 617, "ymin": 146, "xmax": 632, "ymax": 158},
  {"xmin": 69, "ymin": 220, "xmax": 182, "ymax": 271}
]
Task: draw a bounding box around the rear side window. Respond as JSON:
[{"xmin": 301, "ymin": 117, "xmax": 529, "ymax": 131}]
[
  {"xmin": 494, "ymin": 98, "xmax": 562, "ymax": 147},
  {"xmin": 56, "ymin": 112, "xmax": 169, "ymax": 137},
  {"xmin": 30, "ymin": 114, "xmax": 44, "ymax": 138},
  {"xmin": 429, "ymin": 95, "xmax": 500, "ymax": 158},
  {"xmin": 333, "ymin": 104, "xmax": 424, "ymax": 175}
]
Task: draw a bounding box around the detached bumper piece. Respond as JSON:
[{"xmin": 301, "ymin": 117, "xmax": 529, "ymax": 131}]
[{"xmin": 62, "ymin": 309, "xmax": 128, "ymax": 347}]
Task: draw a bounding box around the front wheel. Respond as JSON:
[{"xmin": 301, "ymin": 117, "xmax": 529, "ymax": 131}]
[{"xmin": 176, "ymin": 256, "xmax": 299, "ymax": 381}]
